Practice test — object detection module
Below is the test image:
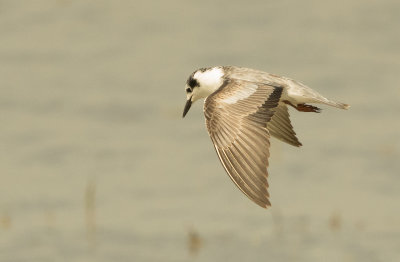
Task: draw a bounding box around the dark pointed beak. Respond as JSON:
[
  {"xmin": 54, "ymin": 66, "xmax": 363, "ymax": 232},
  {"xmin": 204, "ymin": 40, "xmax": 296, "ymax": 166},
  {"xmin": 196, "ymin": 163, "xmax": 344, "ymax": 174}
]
[{"xmin": 182, "ymin": 98, "xmax": 192, "ymax": 118}]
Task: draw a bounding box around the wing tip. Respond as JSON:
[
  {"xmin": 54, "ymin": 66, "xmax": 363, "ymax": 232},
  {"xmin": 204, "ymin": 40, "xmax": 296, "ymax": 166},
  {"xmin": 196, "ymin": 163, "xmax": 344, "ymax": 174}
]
[
  {"xmin": 261, "ymin": 203, "xmax": 271, "ymax": 209},
  {"xmin": 284, "ymin": 140, "xmax": 302, "ymax": 147},
  {"xmin": 255, "ymin": 199, "xmax": 271, "ymax": 209},
  {"xmin": 342, "ymin": 103, "xmax": 350, "ymax": 110}
]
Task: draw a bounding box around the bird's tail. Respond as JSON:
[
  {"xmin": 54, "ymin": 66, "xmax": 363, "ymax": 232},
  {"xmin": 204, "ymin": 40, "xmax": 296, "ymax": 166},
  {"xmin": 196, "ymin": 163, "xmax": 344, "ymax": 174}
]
[{"xmin": 322, "ymin": 99, "xmax": 350, "ymax": 110}]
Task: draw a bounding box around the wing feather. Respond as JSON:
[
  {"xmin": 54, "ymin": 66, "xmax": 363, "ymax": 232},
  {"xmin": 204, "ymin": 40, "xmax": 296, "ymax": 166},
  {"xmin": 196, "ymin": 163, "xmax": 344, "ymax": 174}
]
[
  {"xmin": 204, "ymin": 79, "xmax": 282, "ymax": 208},
  {"xmin": 231, "ymin": 142, "xmax": 268, "ymax": 190},
  {"xmin": 224, "ymin": 148, "xmax": 263, "ymax": 196},
  {"xmin": 268, "ymin": 103, "xmax": 302, "ymax": 147},
  {"xmin": 218, "ymin": 148, "xmax": 261, "ymax": 202}
]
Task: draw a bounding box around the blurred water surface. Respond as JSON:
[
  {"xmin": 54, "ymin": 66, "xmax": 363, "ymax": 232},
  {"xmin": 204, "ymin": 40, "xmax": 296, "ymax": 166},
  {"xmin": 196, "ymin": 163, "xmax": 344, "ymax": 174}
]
[{"xmin": 0, "ymin": 0, "xmax": 399, "ymax": 261}]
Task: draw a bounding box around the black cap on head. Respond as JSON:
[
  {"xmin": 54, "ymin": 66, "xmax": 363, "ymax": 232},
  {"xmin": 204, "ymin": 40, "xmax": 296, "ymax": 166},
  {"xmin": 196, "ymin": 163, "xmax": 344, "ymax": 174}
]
[{"xmin": 187, "ymin": 77, "xmax": 200, "ymax": 89}]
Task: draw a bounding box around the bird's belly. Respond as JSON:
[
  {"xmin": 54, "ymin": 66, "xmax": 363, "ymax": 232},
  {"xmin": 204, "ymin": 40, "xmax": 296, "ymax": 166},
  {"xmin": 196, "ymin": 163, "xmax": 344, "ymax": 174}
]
[{"xmin": 281, "ymin": 88, "xmax": 309, "ymax": 105}]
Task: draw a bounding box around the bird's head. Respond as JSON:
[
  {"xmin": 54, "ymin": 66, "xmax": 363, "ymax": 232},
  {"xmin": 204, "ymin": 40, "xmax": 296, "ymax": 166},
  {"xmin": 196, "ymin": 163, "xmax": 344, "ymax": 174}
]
[{"xmin": 182, "ymin": 66, "xmax": 224, "ymax": 117}]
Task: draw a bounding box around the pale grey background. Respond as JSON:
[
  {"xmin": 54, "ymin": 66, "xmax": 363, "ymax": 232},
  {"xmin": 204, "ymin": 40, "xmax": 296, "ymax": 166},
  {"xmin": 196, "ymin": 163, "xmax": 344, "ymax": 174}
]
[{"xmin": 0, "ymin": 1, "xmax": 399, "ymax": 261}]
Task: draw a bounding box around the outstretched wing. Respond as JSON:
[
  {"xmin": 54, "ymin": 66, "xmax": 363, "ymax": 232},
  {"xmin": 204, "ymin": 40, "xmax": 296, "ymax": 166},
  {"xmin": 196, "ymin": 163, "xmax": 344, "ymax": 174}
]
[{"xmin": 204, "ymin": 79, "xmax": 282, "ymax": 208}]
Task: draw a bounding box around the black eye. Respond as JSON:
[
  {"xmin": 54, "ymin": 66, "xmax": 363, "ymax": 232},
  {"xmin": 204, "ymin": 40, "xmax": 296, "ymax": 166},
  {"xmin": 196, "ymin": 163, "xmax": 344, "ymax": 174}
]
[{"xmin": 186, "ymin": 88, "xmax": 192, "ymax": 93}]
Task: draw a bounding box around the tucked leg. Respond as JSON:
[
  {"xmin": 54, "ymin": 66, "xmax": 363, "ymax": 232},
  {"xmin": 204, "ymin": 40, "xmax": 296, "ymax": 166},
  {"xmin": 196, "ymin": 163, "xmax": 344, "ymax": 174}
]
[
  {"xmin": 283, "ymin": 101, "xmax": 321, "ymax": 113},
  {"xmin": 296, "ymin": 103, "xmax": 321, "ymax": 113}
]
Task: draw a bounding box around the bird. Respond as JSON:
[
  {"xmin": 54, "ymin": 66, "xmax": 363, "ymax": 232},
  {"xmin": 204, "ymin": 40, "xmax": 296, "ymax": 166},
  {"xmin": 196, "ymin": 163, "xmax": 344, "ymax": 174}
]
[{"xmin": 182, "ymin": 66, "xmax": 349, "ymax": 208}]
